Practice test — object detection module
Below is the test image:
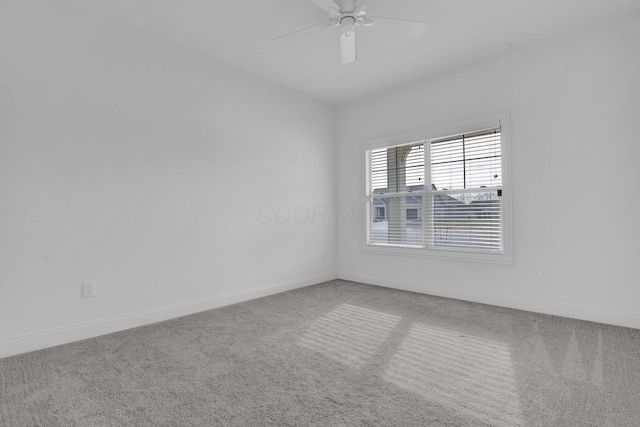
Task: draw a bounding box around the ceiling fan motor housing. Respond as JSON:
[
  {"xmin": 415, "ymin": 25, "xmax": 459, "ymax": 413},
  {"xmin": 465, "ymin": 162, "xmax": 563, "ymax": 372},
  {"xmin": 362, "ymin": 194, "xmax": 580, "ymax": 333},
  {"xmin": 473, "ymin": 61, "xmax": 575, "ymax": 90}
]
[{"xmin": 340, "ymin": 15, "xmax": 357, "ymax": 32}]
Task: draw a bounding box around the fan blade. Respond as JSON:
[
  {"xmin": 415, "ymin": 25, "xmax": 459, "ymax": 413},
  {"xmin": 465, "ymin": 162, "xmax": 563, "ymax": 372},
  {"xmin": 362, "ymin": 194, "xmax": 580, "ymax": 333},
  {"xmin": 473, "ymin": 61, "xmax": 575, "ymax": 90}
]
[
  {"xmin": 368, "ymin": 16, "xmax": 428, "ymax": 36},
  {"xmin": 309, "ymin": 0, "xmax": 340, "ymax": 13},
  {"xmin": 339, "ymin": 0, "xmax": 358, "ymax": 13},
  {"xmin": 340, "ymin": 30, "xmax": 357, "ymax": 64},
  {"xmin": 271, "ymin": 23, "xmax": 327, "ymax": 42},
  {"xmin": 353, "ymin": 3, "xmax": 366, "ymax": 17}
]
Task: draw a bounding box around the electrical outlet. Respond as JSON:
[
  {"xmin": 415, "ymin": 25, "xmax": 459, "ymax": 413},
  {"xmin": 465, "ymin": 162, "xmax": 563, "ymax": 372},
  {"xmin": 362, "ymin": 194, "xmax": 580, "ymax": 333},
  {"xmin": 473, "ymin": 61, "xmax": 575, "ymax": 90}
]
[
  {"xmin": 538, "ymin": 268, "xmax": 549, "ymax": 281},
  {"xmin": 81, "ymin": 282, "xmax": 96, "ymax": 298}
]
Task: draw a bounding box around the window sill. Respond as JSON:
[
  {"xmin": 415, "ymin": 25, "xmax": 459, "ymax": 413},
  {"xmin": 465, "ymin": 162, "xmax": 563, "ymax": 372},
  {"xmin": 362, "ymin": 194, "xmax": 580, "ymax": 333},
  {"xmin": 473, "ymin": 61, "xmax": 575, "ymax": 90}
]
[{"xmin": 363, "ymin": 243, "xmax": 513, "ymax": 265}]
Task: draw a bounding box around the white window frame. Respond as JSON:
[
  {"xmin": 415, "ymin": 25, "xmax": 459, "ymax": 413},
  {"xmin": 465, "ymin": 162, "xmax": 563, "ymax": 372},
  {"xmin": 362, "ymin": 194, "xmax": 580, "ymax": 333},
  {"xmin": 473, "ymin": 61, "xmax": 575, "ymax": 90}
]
[{"xmin": 362, "ymin": 111, "xmax": 513, "ymax": 264}]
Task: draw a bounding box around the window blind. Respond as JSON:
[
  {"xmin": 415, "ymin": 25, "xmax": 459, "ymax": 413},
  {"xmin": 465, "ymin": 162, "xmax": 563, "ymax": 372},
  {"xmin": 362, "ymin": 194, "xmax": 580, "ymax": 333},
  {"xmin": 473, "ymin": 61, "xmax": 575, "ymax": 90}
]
[
  {"xmin": 426, "ymin": 128, "xmax": 503, "ymax": 252},
  {"xmin": 367, "ymin": 144, "xmax": 424, "ymax": 246}
]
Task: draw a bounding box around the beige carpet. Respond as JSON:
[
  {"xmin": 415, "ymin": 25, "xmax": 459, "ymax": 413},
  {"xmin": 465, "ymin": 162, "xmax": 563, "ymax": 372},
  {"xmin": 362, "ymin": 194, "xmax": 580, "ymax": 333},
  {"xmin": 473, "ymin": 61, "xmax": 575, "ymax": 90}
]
[{"xmin": 1, "ymin": 280, "xmax": 640, "ymax": 426}]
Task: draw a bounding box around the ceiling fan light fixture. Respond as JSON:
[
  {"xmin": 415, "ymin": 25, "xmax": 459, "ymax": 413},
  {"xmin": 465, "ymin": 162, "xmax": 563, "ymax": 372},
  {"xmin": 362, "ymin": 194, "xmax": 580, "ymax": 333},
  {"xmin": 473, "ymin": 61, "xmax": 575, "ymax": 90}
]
[{"xmin": 342, "ymin": 24, "xmax": 356, "ymax": 34}]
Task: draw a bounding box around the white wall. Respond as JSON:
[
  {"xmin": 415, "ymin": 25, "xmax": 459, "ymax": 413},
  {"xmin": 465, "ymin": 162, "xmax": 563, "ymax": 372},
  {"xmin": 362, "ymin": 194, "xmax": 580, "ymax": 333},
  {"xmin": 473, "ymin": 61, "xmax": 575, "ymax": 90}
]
[
  {"xmin": 0, "ymin": 1, "xmax": 337, "ymax": 357},
  {"xmin": 336, "ymin": 12, "xmax": 640, "ymax": 328}
]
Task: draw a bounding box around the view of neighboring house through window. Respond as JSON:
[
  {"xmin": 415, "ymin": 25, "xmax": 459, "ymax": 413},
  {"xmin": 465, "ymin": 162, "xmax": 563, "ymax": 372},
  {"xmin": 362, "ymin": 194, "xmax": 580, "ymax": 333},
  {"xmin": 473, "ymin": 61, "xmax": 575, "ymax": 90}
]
[{"xmin": 366, "ymin": 127, "xmax": 504, "ymax": 255}]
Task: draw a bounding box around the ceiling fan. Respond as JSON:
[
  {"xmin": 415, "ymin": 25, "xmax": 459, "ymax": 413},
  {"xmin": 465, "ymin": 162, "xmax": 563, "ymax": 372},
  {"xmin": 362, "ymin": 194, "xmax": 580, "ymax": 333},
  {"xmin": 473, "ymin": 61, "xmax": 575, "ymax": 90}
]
[{"xmin": 272, "ymin": 0, "xmax": 428, "ymax": 64}]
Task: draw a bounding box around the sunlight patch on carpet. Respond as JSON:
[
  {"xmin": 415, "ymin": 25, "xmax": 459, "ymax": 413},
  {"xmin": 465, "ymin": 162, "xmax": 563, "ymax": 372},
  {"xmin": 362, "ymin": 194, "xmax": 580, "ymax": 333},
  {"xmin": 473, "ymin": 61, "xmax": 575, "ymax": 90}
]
[
  {"xmin": 383, "ymin": 322, "xmax": 523, "ymax": 427},
  {"xmin": 298, "ymin": 303, "xmax": 401, "ymax": 368}
]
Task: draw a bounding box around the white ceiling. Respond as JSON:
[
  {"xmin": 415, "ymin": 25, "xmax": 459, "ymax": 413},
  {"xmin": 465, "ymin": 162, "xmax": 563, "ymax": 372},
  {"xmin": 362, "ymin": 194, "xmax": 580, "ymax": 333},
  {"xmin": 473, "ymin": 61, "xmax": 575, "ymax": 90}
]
[{"xmin": 71, "ymin": 0, "xmax": 640, "ymax": 106}]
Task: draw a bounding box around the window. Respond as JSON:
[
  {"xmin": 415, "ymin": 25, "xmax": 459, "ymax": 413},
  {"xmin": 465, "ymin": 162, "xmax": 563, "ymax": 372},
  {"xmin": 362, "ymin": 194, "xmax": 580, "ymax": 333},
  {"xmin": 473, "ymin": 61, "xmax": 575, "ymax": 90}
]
[
  {"xmin": 364, "ymin": 113, "xmax": 512, "ymax": 263},
  {"xmin": 374, "ymin": 206, "xmax": 386, "ymax": 221}
]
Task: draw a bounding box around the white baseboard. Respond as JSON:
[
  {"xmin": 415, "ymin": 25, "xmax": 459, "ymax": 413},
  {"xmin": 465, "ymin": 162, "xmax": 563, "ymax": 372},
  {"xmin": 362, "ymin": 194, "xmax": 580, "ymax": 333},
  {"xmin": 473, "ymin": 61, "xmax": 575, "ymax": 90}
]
[
  {"xmin": 339, "ymin": 271, "xmax": 640, "ymax": 330},
  {"xmin": 0, "ymin": 271, "xmax": 338, "ymax": 359}
]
